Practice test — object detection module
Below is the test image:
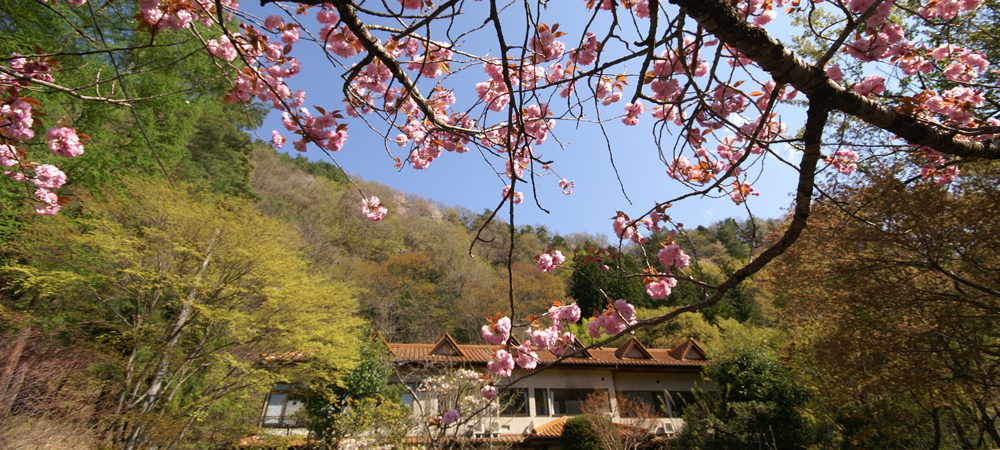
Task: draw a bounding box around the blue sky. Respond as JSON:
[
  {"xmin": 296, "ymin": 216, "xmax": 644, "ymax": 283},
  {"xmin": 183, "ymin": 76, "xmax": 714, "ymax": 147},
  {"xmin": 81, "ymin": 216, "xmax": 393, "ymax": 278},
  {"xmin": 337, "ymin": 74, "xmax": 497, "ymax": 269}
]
[{"xmin": 237, "ymin": 1, "xmax": 805, "ymax": 237}]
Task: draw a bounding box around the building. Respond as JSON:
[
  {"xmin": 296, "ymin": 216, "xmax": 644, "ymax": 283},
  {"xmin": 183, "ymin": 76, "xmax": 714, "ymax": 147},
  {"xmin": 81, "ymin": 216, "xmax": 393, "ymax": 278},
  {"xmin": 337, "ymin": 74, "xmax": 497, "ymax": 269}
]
[{"xmin": 260, "ymin": 333, "xmax": 712, "ymax": 447}]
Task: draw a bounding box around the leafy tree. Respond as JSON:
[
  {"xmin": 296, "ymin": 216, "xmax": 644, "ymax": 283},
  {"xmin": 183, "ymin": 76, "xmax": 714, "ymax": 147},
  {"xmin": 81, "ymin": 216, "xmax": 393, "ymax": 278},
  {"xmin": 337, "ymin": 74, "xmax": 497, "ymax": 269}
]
[
  {"xmin": 676, "ymin": 330, "xmax": 811, "ymax": 450},
  {"xmin": 1, "ymin": 177, "xmax": 362, "ymax": 449},
  {"xmin": 764, "ymin": 159, "xmax": 1000, "ymax": 448},
  {"xmin": 569, "ymin": 243, "xmax": 648, "ymax": 317},
  {"xmin": 297, "ymin": 337, "xmax": 412, "ymax": 447}
]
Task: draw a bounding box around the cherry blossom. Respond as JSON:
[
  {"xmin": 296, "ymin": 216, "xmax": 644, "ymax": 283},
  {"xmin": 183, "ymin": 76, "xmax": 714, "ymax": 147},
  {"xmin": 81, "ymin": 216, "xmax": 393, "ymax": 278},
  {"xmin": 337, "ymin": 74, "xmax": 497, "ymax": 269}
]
[
  {"xmin": 645, "ymin": 277, "xmax": 677, "ymax": 299},
  {"xmin": 441, "ymin": 409, "xmax": 460, "ymax": 425},
  {"xmin": 516, "ymin": 340, "xmax": 538, "ymax": 369},
  {"xmin": 829, "ymin": 149, "xmax": 860, "ymax": 175},
  {"xmin": 481, "ymin": 385, "xmax": 498, "ymax": 400},
  {"xmin": 503, "ymin": 185, "xmax": 524, "ymax": 204},
  {"xmin": 535, "ymin": 249, "xmax": 565, "ymax": 273},
  {"xmin": 32, "ymin": 164, "xmax": 66, "ymax": 190},
  {"xmin": 361, "ymin": 196, "xmax": 387, "ymax": 221},
  {"xmin": 851, "ymin": 75, "xmax": 885, "ymax": 98},
  {"xmin": 558, "ymin": 179, "xmax": 575, "ymax": 195},
  {"xmin": 549, "ymin": 303, "xmax": 581, "ymax": 325},
  {"xmin": 591, "ymin": 299, "xmax": 638, "ymax": 336},
  {"xmin": 34, "ymin": 188, "xmax": 60, "ymax": 215},
  {"xmin": 482, "ymin": 316, "xmax": 512, "ymax": 345},
  {"xmin": 488, "ymin": 350, "xmax": 515, "ymax": 377},
  {"xmin": 658, "ymin": 244, "xmax": 691, "ymax": 270},
  {"xmin": 730, "ymin": 181, "xmax": 759, "ymax": 205}
]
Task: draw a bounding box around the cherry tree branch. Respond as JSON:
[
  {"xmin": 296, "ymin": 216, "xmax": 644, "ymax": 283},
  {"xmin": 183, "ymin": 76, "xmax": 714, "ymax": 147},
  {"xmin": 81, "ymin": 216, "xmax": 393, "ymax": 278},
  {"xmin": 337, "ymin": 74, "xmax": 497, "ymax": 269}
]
[{"xmin": 668, "ymin": 0, "xmax": 1000, "ymax": 159}]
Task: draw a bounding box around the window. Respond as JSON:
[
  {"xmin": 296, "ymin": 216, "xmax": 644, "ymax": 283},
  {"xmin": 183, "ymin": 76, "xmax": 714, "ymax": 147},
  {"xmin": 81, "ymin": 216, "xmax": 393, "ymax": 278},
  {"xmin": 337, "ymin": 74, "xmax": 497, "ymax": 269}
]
[
  {"xmin": 551, "ymin": 389, "xmax": 606, "ymax": 416},
  {"xmin": 666, "ymin": 390, "xmax": 696, "ymax": 417},
  {"xmin": 499, "ymin": 388, "xmax": 529, "ymax": 416},
  {"xmin": 534, "ymin": 388, "xmax": 549, "ymax": 416},
  {"xmin": 395, "ymin": 382, "xmax": 419, "ymax": 409},
  {"xmin": 619, "ymin": 391, "xmax": 669, "ymax": 417},
  {"xmin": 262, "ymin": 383, "xmax": 303, "ymax": 427}
]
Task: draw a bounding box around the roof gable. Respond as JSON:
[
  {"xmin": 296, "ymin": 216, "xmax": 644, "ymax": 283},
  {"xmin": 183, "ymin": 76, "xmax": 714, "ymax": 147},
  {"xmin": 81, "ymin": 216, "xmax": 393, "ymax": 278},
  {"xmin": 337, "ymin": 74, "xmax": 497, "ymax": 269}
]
[
  {"xmin": 668, "ymin": 338, "xmax": 707, "ymax": 360},
  {"xmin": 429, "ymin": 333, "xmax": 465, "ymax": 357},
  {"xmin": 371, "ymin": 332, "xmax": 394, "ymax": 357},
  {"xmin": 614, "ymin": 338, "xmax": 655, "ymax": 360}
]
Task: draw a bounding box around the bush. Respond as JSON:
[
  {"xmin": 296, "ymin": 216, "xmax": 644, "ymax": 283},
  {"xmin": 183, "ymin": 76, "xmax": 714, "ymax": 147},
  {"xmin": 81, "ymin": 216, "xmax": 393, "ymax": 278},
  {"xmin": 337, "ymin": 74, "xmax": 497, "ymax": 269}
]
[{"xmin": 561, "ymin": 415, "xmax": 605, "ymax": 450}]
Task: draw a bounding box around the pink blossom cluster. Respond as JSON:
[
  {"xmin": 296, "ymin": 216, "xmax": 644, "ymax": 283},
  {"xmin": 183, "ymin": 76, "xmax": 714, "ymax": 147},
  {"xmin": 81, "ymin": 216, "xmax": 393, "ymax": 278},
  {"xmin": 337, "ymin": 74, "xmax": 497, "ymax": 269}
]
[
  {"xmin": 503, "ymin": 185, "xmax": 524, "ymax": 204},
  {"xmin": 915, "ymin": 146, "xmax": 961, "ymax": 185},
  {"xmin": 829, "ymin": 148, "xmax": 860, "ymax": 175},
  {"xmin": 658, "ymin": 244, "xmax": 692, "ymax": 270},
  {"xmin": 844, "ymin": 22, "xmax": 908, "ymax": 63},
  {"xmin": 569, "ymin": 33, "xmax": 600, "ymax": 66},
  {"xmin": 526, "ymin": 303, "xmax": 582, "ymax": 356},
  {"xmin": 46, "ymin": 127, "xmax": 85, "ymax": 158},
  {"xmin": 921, "ymin": 164, "xmax": 960, "ymax": 185},
  {"xmin": 730, "ymin": 181, "xmax": 759, "ymax": 205},
  {"xmin": 516, "ymin": 340, "xmax": 538, "ymax": 369},
  {"xmin": 851, "ymin": 75, "xmax": 885, "ymax": 98},
  {"xmin": 407, "ymin": 45, "xmax": 453, "ymax": 79},
  {"xmin": 535, "ymin": 249, "xmax": 566, "ymax": 273},
  {"xmin": 922, "ymin": 87, "xmax": 986, "ymax": 126},
  {"xmin": 481, "ymin": 385, "xmax": 498, "ymax": 400},
  {"xmin": 928, "ymin": 45, "xmax": 990, "ymax": 83},
  {"xmin": 488, "ymin": 349, "xmax": 515, "ymax": 377},
  {"xmin": 651, "ymin": 37, "xmax": 710, "ymax": 81},
  {"xmin": 711, "ymin": 85, "xmax": 749, "ymax": 119},
  {"xmin": 2, "ymin": 54, "xmax": 84, "ymax": 215},
  {"xmin": 755, "ymin": 81, "xmax": 798, "ymax": 111},
  {"xmin": 643, "ymin": 211, "xmax": 663, "ymax": 232},
  {"xmin": 741, "ymin": 115, "xmax": 788, "ymax": 154},
  {"xmin": 475, "ymin": 59, "xmax": 546, "ymax": 113},
  {"xmin": 440, "ymin": 409, "xmax": 460, "ymax": 425},
  {"xmin": 530, "ymin": 24, "xmax": 566, "ymax": 62},
  {"xmin": 645, "ymin": 276, "xmax": 677, "ymax": 300},
  {"xmin": 280, "ymin": 107, "xmax": 348, "ymax": 153},
  {"xmin": 1, "ymin": 99, "xmax": 35, "ymax": 141},
  {"xmin": 138, "ymin": 0, "xmax": 235, "ymax": 31},
  {"xmin": 361, "ymin": 195, "xmax": 387, "ymax": 221},
  {"xmin": 622, "ymin": 101, "xmax": 646, "ymax": 126},
  {"xmin": 482, "ymin": 316, "xmax": 512, "ymax": 345},
  {"xmin": 595, "ymin": 77, "xmax": 623, "ymax": 106},
  {"xmin": 588, "ymin": 299, "xmax": 638, "ymax": 337},
  {"xmin": 559, "ymin": 178, "xmax": 575, "ymax": 195},
  {"xmin": 919, "ymin": 0, "xmax": 982, "ymax": 19},
  {"xmin": 613, "ymin": 214, "xmax": 648, "ymax": 244}
]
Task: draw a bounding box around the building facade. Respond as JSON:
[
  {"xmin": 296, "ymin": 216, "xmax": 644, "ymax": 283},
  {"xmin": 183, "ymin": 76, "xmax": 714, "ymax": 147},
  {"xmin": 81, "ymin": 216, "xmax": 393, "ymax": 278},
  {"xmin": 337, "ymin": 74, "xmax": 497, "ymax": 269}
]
[{"xmin": 260, "ymin": 334, "xmax": 712, "ymax": 447}]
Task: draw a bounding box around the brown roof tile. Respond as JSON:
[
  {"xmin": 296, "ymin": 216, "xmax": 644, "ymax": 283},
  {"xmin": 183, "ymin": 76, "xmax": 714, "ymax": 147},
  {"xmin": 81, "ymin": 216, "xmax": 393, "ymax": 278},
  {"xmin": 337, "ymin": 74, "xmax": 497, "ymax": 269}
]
[
  {"xmin": 530, "ymin": 416, "xmax": 570, "ymax": 437},
  {"xmin": 389, "ymin": 336, "xmax": 711, "ymax": 369}
]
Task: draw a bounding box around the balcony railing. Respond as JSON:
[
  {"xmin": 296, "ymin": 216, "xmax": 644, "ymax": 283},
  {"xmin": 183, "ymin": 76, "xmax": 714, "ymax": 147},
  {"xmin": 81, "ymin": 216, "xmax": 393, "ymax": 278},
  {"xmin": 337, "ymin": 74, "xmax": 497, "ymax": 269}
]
[{"xmin": 261, "ymin": 415, "xmax": 300, "ymax": 428}]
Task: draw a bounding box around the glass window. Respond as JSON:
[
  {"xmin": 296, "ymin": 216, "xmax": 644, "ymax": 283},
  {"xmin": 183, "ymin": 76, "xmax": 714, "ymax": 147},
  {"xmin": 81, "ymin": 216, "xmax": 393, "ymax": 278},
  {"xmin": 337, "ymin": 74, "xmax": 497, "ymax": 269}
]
[
  {"xmin": 619, "ymin": 391, "xmax": 669, "ymax": 417},
  {"xmin": 262, "ymin": 384, "xmax": 304, "ymax": 427},
  {"xmin": 534, "ymin": 388, "xmax": 549, "ymax": 416},
  {"xmin": 551, "ymin": 389, "xmax": 606, "ymax": 416},
  {"xmin": 500, "ymin": 388, "xmax": 529, "ymax": 416},
  {"xmin": 393, "ymin": 382, "xmax": 419, "ymax": 409}
]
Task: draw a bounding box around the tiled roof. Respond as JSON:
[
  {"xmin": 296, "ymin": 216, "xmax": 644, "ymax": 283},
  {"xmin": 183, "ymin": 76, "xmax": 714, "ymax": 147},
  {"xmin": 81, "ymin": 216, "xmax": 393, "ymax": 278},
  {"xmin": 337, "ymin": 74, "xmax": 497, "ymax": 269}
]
[
  {"xmin": 389, "ymin": 336, "xmax": 711, "ymax": 369},
  {"xmin": 530, "ymin": 416, "xmax": 570, "ymax": 437}
]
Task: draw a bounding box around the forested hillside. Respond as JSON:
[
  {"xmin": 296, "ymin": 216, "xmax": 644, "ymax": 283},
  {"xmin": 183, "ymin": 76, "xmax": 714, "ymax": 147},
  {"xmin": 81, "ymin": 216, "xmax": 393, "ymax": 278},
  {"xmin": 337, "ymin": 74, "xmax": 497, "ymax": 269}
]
[{"xmin": 3, "ymin": 0, "xmax": 1000, "ymax": 447}]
